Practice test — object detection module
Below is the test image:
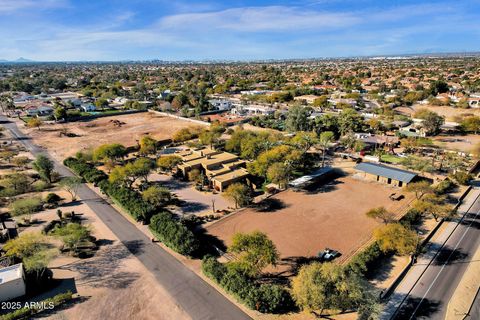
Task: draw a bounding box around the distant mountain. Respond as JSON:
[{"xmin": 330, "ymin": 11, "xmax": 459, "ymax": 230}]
[
  {"xmin": 0, "ymin": 57, "xmax": 35, "ymax": 63},
  {"xmin": 14, "ymin": 57, "xmax": 33, "ymax": 63}
]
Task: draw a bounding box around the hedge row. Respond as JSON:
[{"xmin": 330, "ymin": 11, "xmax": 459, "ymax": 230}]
[
  {"xmin": 202, "ymin": 256, "xmax": 293, "ymax": 313},
  {"xmin": 98, "ymin": 180, "xmax": 155, "ymax": 222},
  {"xmin": 63, "ymin": 157, "xmax": 107, "ymax": 184},
  {"xmin": 149, "ymin": 211, "xmax": 199, "ymax": 256},
  {"xmin": 346, "ymin": 242, "xmax": 384, "ymax": 276},
  {"xmin": 0, "ymin": 291, "xmax": 73, "ymax": 320}
]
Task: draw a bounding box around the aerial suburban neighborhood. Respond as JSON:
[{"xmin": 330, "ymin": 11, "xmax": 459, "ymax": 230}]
[{"xmin": 0, "ymin": 1, "xmax": 479, "ymax": 320}]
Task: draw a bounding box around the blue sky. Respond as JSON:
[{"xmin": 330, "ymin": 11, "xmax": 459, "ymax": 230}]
[{"xmin": 1, "ymin": 0, "xmax": 479, "ymax": 61}]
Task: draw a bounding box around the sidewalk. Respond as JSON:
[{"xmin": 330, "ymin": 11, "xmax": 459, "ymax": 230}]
[{"xmin": 381, "ymin": 187, "xmax": 480, "ymax": 319}]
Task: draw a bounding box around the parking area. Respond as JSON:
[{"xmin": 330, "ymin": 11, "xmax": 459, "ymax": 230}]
[
  {"xmin": 149, "ymin": 173, "xmax": 232, "ymax": 215},
  {"xmin": 207, "ymin": 175, "xmax": 413, "ymax": 265}
]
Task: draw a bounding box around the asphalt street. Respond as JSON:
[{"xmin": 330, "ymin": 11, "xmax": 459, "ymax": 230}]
[
  {"xmin": 391, "ymin": 189, "xmax": 480, "ymax": 320},
  {"xmin": 0, "ymin": 116, "xmax": 251, "ymax": 320}
]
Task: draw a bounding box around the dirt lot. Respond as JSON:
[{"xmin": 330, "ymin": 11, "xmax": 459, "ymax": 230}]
[
  {"xmin": 17, "ymin": 112, "xmax": 204, "ymax": 160},
  {"xmin": 207, "ymin": 176, "xmax": 413, "ymax": 267},
  {"xmin": 432, "ymin": 134, "xmax": 480, "ymax": 153},
  {"xmin": 397, "ymin": 104, "xmax": 480, "ymax": 121}
]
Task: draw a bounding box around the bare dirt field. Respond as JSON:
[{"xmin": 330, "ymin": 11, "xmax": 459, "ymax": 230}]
[
  {"xmin": 397, "ymin": 104, "xmax": 480, "ymax": 121},
  {"xmin": 432, "ymin": 134, "xmax": 480, "ymax": 153},
  {"xmin": 207, "ymin": 175, "xmax": 413, "ymax": 268},
  {"xmin": 17, "ymin": 112, "xmax": 203, "ymax": 160}
]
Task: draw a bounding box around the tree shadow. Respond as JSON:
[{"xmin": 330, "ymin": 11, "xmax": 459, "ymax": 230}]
[
  {"xmin": 179, "ymin": 201, "xmax": 210, "ymax": 214},
  {"xmin": 275, "ymin": 256, "xmax": 320, "ymax": 276},
  {"xmin": 433, "ymin": 247, "xmax": 469, "ymax": 265},
  {"xmin": 305, "ymin": 179, "xmax": 344, "ymax": 194},
  {"xmin": 192, "ymin": 225, "xmax": 227, "ymax": 258},
  {"xmin": 394, "ymin": 297, "xmax": 442, "ymax": 319},
  {"xmin": 157, "ymin": 176, "xmax": 190, "ymax": 191},
  {"xmin": 364, "ymin": 253, "xmax": 395, "ymax": 282},
  {"xmin": 256, "ymin": 198, "xmax": 289, "ymax": 212},
  {"xmin": 56, "ymin": 242, "xmax": 140, "ymax": 289}
]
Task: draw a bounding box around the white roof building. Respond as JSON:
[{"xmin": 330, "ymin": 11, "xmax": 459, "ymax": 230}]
[{"xmin": 0, "ymin": 264, "xmax": 26, "ymax": 302}]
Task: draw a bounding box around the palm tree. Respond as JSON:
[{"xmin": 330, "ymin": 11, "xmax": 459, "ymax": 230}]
[{"xmin": 317, "ymin": 131, "xmax": 335, "ymax": 167}]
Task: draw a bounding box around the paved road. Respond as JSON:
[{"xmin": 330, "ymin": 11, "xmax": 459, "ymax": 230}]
[
  {"xmin": 391, "ymin": 189, "xmax": 480, "ymax": 320},
  {"xmin": 0, "ymin": 116, "xmax": 251, "ymax": 320}
]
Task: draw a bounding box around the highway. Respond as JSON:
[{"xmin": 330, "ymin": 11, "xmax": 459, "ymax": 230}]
[
  {"xmin": 391, "ymin": 188, "xmax": 480, "ymax": 319},
  {"xmin": 0, "ymin": 116, "xmax": 251, "ymax": 320}
]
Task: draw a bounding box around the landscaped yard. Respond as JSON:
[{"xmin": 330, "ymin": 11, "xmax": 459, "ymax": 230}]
[{"xmin": 380, "ymin": 154, "xmax": 404, "ymax": 164}]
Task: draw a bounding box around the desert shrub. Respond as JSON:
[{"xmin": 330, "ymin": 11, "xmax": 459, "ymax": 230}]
[
  {"xmin": 400, "ymin": 208, "xmax": 423, "ymax": 227},
  {"xmin": 9, "ymin": 197, "xmax": 43, "ymax": 216},
  {"xmin": 50, "ymin": 223, "xmax": 91, "ymax": 251},
  {"xmin": 45, "ymin": 192, "xmax": 62, "ymax": 205},
  {"xmin": 32, "ymin": 180, "xmax": 50, "ymax": 192},
  {"xmin": 220, "ymin": 266, "xmax": 257, "ymax": 306},
  {"xmin": 435, "ymin": 179, "xmax": 455, "ymax": 195},
  {"xmin": 256, "ymin": 283, "xmax": 294, "ymax": 313},
  {"xmin": 149, "ymin": 211, "xmax": 199, "ymax": 256},
  {"xmin": 202, "ymin": 255, "xmax": 227, "ymax": 283},
  {"xmin": 98, "ymin": 180, "xmax": 154, "ymax": 221},
  {"xmin": 63, "ymin": 157, "xmax": 107, "ymax": 184},
  {"xmin": 202, "ymin": 258, "xmax": 293, "ymax": 313},
  {"xmin": 450, "ymin": 171, "xmax": 472, "ymax": 186},
  {"xmin": 346, "ymin": 242, "xmax": 383, "ymax": 276}
]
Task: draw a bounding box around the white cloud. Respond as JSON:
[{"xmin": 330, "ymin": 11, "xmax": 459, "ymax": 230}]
[
  {"xmin": 158, "ymin": 6, "xmax": 360, "ymax": 32},
  {"xmin": 0, "ymin": 0, "xmax": 67, "ymax": 13}
]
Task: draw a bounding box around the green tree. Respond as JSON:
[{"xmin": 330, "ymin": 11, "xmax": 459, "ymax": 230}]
[
  {"xmin": 374, "ymin": 223, "xmax": 419, "ymax": 255},
  {"xmin": 53, "ymin": 107, "xmax": 67, "ymax": 121},
  {"xmin": 413, "ymin": 194, "xmax": 453, "ymax": 221},
  {"xmin": 267, "ymin": 162, "xmax": 290, "ymax": 188},
  {"xmin": 461, "ymin": 116, "xmax": 480, "ymax": 134},
  {"xmin": 223, "ymin": 183, "xmax": 251, "ymax": 209},
  {"xmin": 32, "ymin": 154, "xmax": 55, "ymax": 183},
  {"xmin": 157, "ymin": 155, "xmax": 182, "ymax": 172},
  {"xmin": 142, "ymin": 185, "xmax": 172, "ymax": 209},
  {"xmin": 50, "ymin": 223, "xmax": 91, "ymax": 251},
  {"xmin": 4, "ymin": 232, "xmax": 58, "ymax": 280},
  {"xmin": 317, "ymin": 131, "xmax": 335, "ymax": 167},
  {"xmin": 139, "ymin": 135, "xmax": 157, "ymax": 156},
  {"xmin": 338, "ymin": 108, "xmax": 364, "ymax": 136},
  {"xmin": 405, "ymin": 180, "xmax": 434, "ymax": 199},
  {"xmin": 93, "ymin": 143, "xmax": 126, "ymax": 163},
  {"xmin": 285, "ymin": 105, "xmax": 312, "ymax": 132},
  {"xmin": 27, "ymin": 118, "xmax": 43, "ymax": 130},
  {"xmin": 291, "ymin": 262, "xmax": 365, "ymax": 315},
  {"xmin": 59, "ymin": 176, "xmax": 82, "ymax": 201},
  {"xmin": 199, "ymin": 129, "xmax": 221, "ymax": 148},
  {"xmin": 0, "ymin": 173, "xmax": 30, "ymax": 195},
  {"xmin": 229, "ymin": 231, "xmax": 279, "ymax": 277},
  {"xmin": 365, "ymin": 207, "xmax": 396, "ymax": 224}
]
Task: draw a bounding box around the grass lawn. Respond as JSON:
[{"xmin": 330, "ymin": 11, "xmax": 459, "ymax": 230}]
[{"xmin": 380, "ymin": 154, "xmax": 403, "ymax": 164}]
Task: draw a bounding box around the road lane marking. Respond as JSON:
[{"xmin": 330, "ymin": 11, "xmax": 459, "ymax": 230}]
[{"xmin": 409, "ymin": 208, "xmax": 480, "ymax": 319}]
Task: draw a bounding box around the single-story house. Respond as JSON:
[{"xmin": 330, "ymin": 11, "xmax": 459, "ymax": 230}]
[
  {"xmin": 354, "ymin": 162, "xmax": 417, "ymax": 187},
  {"xmin": 25, "ymin": 105, "xmax": 53, "ymax": 117},
  {"xmin": 0, "ymin": 264, "xmax": 26, "ymax": 302},
  {"xmin": 79, "ymin": 103, "xmax": 96, "ymax": 112},
  {"xmin": 231, "ymin": 104, "xmax": 275, "ymax": 116},
  {"xmin": 208, "ymin": 99, "xmax": 233, "ymax": 111},
  {"xmin": 176, "ymin": 147, "xmax": 250, "ymax": 191}
]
